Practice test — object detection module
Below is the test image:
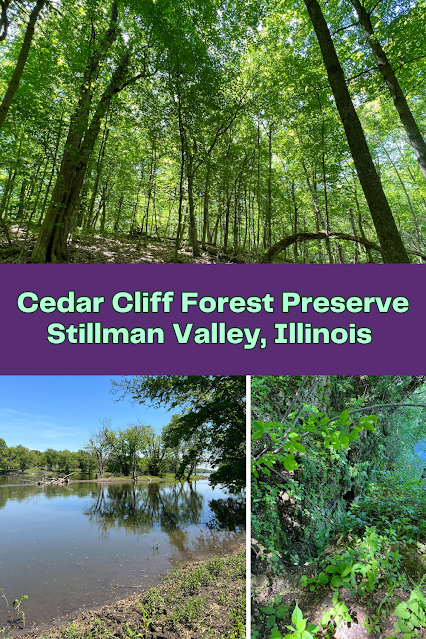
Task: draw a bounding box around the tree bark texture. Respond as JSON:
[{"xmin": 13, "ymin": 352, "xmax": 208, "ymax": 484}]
[
  {"xmin": 351, "ymin": 0, "xmax": 426, "ymax": 181},
  {"xmin": 304, "ymin": 0, "xmax": 410, "ymax": 263},
  {"xmin": 0, "ymin": 0, "xmax": 46, "ymax": 130},
  {"xmin": 31, "ymin": 52, "xmax": 129, "ymax": 262}
]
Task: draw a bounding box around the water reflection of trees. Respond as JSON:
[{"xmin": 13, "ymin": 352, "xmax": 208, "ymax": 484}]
[
  {"xmin": 83, "ymin": 482, "xmax": 205, "ymax": 537},
  {"xmin": 207, "ymin": 496, "xmax": 246, "ymax": 531},
  {"xmin": 0, "ymin": 482, "xmax": 111, "ymax": 511}
]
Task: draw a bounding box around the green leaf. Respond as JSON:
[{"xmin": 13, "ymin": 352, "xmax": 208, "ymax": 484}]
[
  {"xmin": 267, "ymin": 615, "xmax": 277, "ymax": 628},
  {"xmin": 284, "ymin": 457, "xmax": 298, "ymax": 471},
  {"xmin": 296, "ymin": 618, "xmax": 306, "ymax": 632},
  {"xmin": 307, "ymin": 625, "xmax": 319, "ymax": 633},
  {"xmin": 340, "ymin": 435, "xmax": 349, "ymax": 448},
  {"xmin": 394, "ymin": 604, "xmax": 410, "ymax": 619},
  {"xmin": 293, "ymin": 442, "xmax": 306, "ymax": 453},
  {"xmin": 270, "ymin": 627, "xmax": 282, "ymax": 639},
  {"xmin": 331, "ymin": 576, "xmax": 343, "ymax": 587},
  {"xmin": 260, "ymin": 606, "xmax": 275, "ymax": 614},
  {"xmin": 252, "ymin": 430, "xmax": 264, "ymax": 440},
  {"xmin": 325, "ymin": 565, "xmax": 338, "ymax": 573},
  {"xmin": 276, "ymin": 605, "xmax": 291, "ymax": 618},
  {"xmin": 292, "ymin": 604, "xmax": 303, "ymax": 626}
]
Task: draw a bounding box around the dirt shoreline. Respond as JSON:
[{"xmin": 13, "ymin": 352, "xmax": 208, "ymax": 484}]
[{"xmin": 18, "ymin": 547, "xmax": 246, "ymax": 639}]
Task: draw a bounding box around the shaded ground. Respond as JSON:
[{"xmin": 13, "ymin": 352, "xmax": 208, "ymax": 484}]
[
  {"xmin": 0, "ymin": 227, "xmax": 249, "ymax": 264},
  {"xmin": 251, "ymin": 539, "xmax": 426, "ymax": 639},
  {"xmin": 14, "ymin": 550, "xmax": 245, "ymax": 639}
]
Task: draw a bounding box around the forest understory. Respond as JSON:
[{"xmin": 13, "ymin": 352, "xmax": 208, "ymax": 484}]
[
  {"xmin": 251, "ymin": 376, "xmax": 426, "ymax": 639},
  {"xmin": 2, "ymin": 0, "xmax": 426, "ymax": 263},
  {"xmin": 0, "ymin": 226, "xmax": 245, "ymax": 264}
]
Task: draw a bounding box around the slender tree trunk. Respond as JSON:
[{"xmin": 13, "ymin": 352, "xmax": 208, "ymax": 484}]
[
  {"xmin": 174, "ymin": 96, "xmax": 186, "ymax": 261},
  {"xmin": 351, "ymin": 0, "xmax": 426, "ymax": 181},
  {"xmin": 201, "ymin": 157, "xmax": 211, "ymax": 249},
  {"xmin": 379, "ymin": 140, "xmax": 424, "ymax": 252},
  {"xmin": 39, "ymin": 114, "xmax": 64, "ymax": 224},
  {"xmin": 265, "ymin": 123, "xmax": 273, "ymax": 248},
  {"xmin": 17, "ymin": 179, "xmax": 27, "ymax": 219},
  {"xmin": 301, "ymin": 158, "xmax": 330, "ymax": 262},
  {"xmin": 349, "ymin": 208, "xmax": 360, "ymax": 263},
  {"xmin": 304, "ymin": 0, "xmax": 410, "ymax": 263},
  {"xmin": 86, "ymin": 125, "xmax": 110, "ymax": 229},
  {"xmin": 186, "ymin": 148, "xmax": 200, "ymax": 257},
  {"xmin": 353, "ymin": 181, "xmax": 375, "ymax": 262},
  {"xmin": 99, "ymin": 183, "xmax": 108, "ymax": 233},
  {"xmin": 291, "ymin": 181, "xmax": 299, "ymax": 262},
  {"xmin": 114, "ymin": 193, "xmax": 124, "ymax": 233},
  {"xmin": 0, "ymin": 0, "xmax": 46, "ymax": 130}
]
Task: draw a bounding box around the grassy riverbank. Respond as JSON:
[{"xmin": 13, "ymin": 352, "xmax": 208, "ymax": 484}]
[{"xmin": 18, "ymin": 550, "xmax": 245, "ymax": 639}]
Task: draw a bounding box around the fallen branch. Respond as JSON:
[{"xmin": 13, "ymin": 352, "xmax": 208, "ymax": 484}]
[{"xmin": 259, "ymin": 231, "xmax": 426, "ymax": 263}]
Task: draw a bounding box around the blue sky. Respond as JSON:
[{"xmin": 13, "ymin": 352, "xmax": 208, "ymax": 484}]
[{"xmin": 0, "ymin": 377, "xmax": 174, "ymax": 451}]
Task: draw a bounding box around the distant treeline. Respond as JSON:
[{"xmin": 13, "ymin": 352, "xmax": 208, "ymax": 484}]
[{"xmin": 0, "ymin": 420, "xmax": 202, "ymax": 478}]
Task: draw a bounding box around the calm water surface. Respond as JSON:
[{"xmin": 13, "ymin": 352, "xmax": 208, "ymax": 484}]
[{"xmin": 0, "ymin": 478, "xmax": 245, "ymax": 633}]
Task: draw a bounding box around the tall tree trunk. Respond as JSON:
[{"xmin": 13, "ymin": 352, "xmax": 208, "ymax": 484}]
[
  {"xmin": 379, "ymin": 140, "xmax": 424, "ymax": 252},
  {"xmin": 114, "ymin": 193, "xmax": 124, "ymax": 234},
  {"xmin": 0, "ymin": 0, "xmax": 46, "ymax": 130},
  {"xmin": 304, "ymin": 0, "xmax": 409, "ymax": 263},
  {"xmin": 186, "ymin": 147, "xmax": 200, "ymax": 257},
  {"xmin": 86, "ymin": 125, "xmax": 110, "ymax": 229},
  {"xmin": 291, "ymin": 181, "xmax": 299, "ymax": 262},
  {"xmin": 17, "ymin": 179, "xmax": 27, "ymax": 219},
  {"xmin": 0, "ymin": 1, "xmax": 12, "ymax": 42},
  {"xmin": 99, "ymin": 184, "xmax": 107, "ymax": 233},
  {"xmin": 201, "ymin": 157, "xmax": 211, "ymax": 249},
  {"xmin": 265, "ymin": 123, "xmax": 273, "ymax": 248},
  {"xmin": 351, "ymin": 0, "xmax": 426, "ymax": 181},
  {"xmin": 349, "ymin": 207, "xmax": 360, "ymax": 263},
  {"xmin": 301, "ymin": 158, "xmax": 330, "ymax": 263},
  {"xmin": 31, "ymin": 52, "xmax": 129, "ymax": 263},
  {"xmin": 39, "ymin": 113, "xmax": 64, "ymax": 224},
  {"xmin": 30, "ymin": 4, "xmax": 120, "ymax": 262},
  {"xmin": 174, "ymin": 95, "xmax": 186, "ymax": 261}
]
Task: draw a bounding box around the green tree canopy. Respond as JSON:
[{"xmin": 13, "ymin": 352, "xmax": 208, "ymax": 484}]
[{"xmin": 111, "ymin": 375, "xmax": 246, "ymax": 490}]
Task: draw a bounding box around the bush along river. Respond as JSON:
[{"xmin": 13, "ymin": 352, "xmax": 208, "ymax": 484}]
[{"xmin": 0, "ymin": 478, "xmax": 245, "ymax": 635}]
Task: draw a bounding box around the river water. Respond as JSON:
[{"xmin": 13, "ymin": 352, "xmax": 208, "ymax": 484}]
[{"xmin": 0, "ymin": 478, "xmax": 245, "ymax": 634}]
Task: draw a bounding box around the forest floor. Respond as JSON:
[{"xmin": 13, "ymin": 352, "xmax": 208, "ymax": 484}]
[
  {"xmin": 16, "ymin": 549, "xmax": 245, "ymax": 639},
  {"xmin": 251, "ymin": 538, "xmax": 426, "ymax": 639},
  {"xmin": 0, "ymin": 226, "xmax": 248, "ymax": 264}
]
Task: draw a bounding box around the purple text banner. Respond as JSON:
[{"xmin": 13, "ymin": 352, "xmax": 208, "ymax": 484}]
[{"xmin": 0, "ymin": 264, "xmax": 422, "ymax": 375}]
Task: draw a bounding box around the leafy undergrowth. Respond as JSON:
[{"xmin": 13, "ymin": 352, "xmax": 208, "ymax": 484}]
[
  {"xmin": 20, "ymin": 551, "xmax": 245, "ymax": 639},
  {"xmin": 252, "ymin": 474, "xmax": 426, "ymax": 639}
]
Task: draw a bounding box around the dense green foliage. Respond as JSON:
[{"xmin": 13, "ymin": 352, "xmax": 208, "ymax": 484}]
[
  {"xmin": 252, "ymin": 375, "xmax": 426, "ymax": 559},
  {"xmin": 1, "ymin": 0, "xmax": 426, "ymax": 262},
  {"xmin": 111, "ymin": 375, "xmax": 246, "ymax": 490},
  {"xmin": 0, "ymin": 443, "xmax": 97, "ymax": 474},
  {"xmin": 251, "ymin": 376, "xmax": 426, "ymax": 639},
  {"xmin": 0, "ymin": 422, "xmax": 191, "ymax": 478}
]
